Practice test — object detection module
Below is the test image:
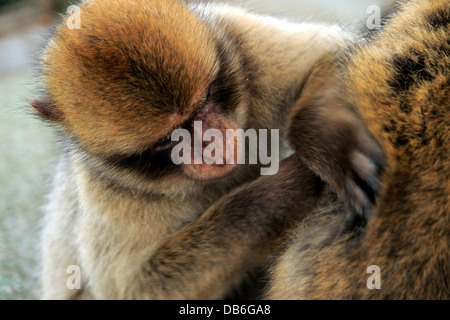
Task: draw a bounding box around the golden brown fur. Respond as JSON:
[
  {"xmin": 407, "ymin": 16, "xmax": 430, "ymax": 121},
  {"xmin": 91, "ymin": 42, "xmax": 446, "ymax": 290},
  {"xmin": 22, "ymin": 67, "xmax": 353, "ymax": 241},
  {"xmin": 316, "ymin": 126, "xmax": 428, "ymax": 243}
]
[{"xmin": 267, "ymin": 0, "xmax": 449, "ymax": 299}]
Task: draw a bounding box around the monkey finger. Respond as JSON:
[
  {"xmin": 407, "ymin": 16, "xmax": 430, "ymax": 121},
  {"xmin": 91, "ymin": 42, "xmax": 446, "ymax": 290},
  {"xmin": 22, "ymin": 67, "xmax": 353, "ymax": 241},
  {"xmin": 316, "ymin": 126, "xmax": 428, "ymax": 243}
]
[
  {"xmin": 354, "ymin": 125, "xmax": 386, "ymax": 176},
  {"xmin": 344, "ymin": 173, "xmax": 374, "ymax": 221},
  {"xmin": 350, "ymin": 151, "xmax": 382, "ymax": 196}
]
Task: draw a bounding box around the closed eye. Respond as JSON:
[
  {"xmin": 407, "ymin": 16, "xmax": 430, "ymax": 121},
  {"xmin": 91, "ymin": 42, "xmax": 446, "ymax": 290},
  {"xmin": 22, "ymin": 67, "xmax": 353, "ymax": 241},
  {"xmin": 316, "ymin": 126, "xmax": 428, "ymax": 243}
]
[{"xmin": 152, "ymin": 135, "xmax": 178, "ymax": 152}]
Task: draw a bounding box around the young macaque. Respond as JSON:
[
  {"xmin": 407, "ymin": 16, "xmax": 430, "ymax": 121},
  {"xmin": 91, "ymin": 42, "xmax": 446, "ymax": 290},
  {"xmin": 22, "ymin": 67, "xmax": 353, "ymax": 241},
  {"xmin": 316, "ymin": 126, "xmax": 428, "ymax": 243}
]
[{"xmin": 33, "ymin": 0, "xmax": 382, "ymax": 299}]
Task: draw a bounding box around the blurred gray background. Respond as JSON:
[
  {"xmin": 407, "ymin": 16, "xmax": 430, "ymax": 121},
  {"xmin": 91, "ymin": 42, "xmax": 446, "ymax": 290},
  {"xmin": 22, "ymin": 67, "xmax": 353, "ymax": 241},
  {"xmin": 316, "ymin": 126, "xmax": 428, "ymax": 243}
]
[{"xmin": 0, "ymin": 0, "xmax": 392, "ymax": 299}]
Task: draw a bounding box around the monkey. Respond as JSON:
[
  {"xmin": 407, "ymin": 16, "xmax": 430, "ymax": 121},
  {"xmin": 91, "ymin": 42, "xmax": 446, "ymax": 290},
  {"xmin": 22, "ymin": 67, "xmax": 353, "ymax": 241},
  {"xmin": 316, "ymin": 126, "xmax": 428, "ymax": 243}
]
[
  {"xmin": 32, "ymin": 0, "xmax": 385, "ymax": 299},
  {"xmin": 256, "ymin": 0, "xmax": 449, "ymax": 299}
]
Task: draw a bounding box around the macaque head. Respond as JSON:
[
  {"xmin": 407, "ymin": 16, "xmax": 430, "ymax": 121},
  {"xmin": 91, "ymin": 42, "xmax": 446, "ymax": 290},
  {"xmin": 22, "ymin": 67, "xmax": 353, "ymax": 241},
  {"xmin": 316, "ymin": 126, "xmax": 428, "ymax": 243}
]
[{"xmin": 32, "ymin": 0, "xmax": 251, "ymax": 190}]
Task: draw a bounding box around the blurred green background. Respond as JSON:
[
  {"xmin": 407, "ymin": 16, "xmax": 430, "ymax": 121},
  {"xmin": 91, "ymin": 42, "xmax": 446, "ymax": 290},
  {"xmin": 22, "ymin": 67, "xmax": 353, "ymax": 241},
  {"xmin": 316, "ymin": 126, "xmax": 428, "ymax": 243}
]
[{"xmin": 0, "ymin": 0, "xmax": 391, "ymax": 300}]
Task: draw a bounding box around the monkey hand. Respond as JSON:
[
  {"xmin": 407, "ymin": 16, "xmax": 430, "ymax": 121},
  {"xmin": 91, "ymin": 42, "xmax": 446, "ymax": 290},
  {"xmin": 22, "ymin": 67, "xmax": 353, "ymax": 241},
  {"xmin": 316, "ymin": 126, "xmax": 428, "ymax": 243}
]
[{"xmin": 288, "ymin": 96, "xmax": 385, "ymax": 222}]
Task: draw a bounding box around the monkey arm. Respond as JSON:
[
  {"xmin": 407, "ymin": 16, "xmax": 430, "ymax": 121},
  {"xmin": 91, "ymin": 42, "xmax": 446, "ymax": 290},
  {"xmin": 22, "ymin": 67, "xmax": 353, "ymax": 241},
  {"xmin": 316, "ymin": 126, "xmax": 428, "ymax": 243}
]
[
  {"xmin": 287, "ymin": 56, "xmax": 385, "ymax": 223},
  {"xmin": 128, "ymin": 156, "xmax": 324, "ymax": 299}
]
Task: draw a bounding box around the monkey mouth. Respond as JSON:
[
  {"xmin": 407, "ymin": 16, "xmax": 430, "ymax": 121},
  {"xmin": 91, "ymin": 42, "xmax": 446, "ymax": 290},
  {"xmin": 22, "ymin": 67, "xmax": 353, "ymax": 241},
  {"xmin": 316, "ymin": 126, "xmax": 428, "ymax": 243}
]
[{"xmin": 181, "ymin": 162, "xmax": 240, "ymax": 182}]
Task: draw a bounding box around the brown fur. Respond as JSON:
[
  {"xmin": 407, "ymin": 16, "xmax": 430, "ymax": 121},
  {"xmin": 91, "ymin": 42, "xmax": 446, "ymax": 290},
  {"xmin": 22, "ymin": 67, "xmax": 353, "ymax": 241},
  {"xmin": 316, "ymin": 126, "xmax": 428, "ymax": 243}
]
[{"xmin": 267, "ymin": 0, "xmax": 449, "ymax": 299}]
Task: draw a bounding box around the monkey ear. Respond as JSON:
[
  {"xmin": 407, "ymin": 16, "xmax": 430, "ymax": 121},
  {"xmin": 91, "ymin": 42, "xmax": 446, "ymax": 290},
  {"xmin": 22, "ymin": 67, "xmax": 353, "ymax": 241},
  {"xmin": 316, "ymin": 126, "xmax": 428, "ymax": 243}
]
[{"xmin": 31, "ymin": 99, "xmax": 63, "ymax": 122}]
